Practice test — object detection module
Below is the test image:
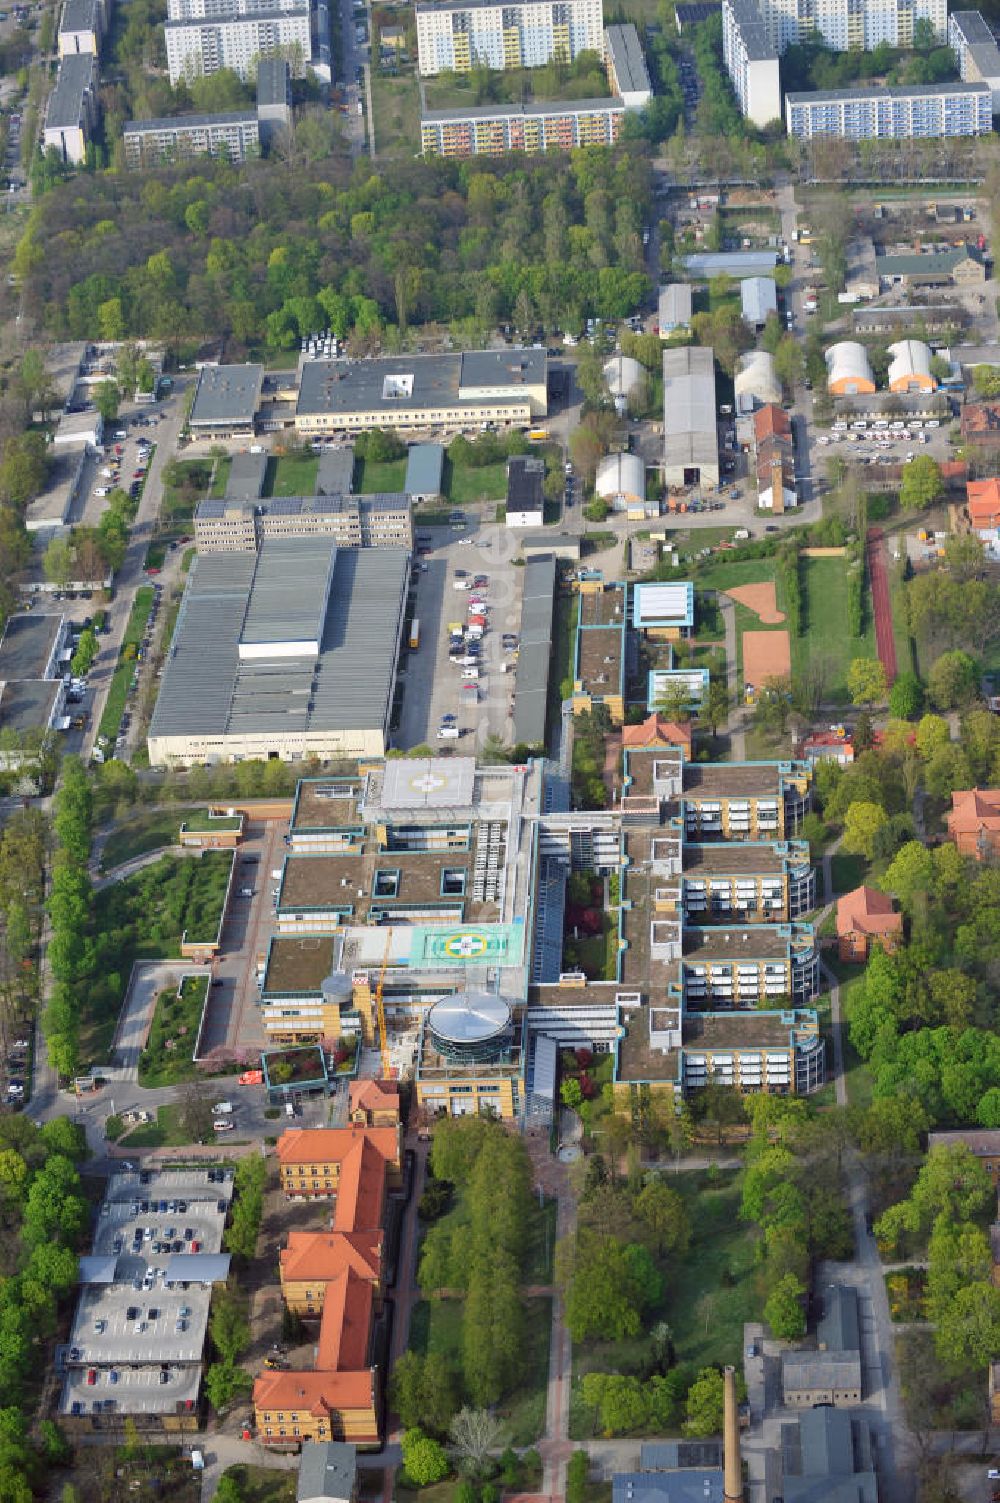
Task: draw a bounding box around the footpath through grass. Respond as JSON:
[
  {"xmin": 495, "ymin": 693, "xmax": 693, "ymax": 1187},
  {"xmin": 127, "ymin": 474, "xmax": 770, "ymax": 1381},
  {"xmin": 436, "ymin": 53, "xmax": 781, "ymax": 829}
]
[
  {"xmin": 97, "ymin": 587, "xmax": 154, "ymax": 747},
  {"xmin": 98, "ymin": 806, "xmax": 201, "ymax": 871}
]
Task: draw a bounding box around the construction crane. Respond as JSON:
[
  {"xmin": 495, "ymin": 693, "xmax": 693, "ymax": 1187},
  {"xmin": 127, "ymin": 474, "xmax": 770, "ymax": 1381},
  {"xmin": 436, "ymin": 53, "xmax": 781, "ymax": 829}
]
[{"xmin": 374, "ymin": 927, "xmax": 393, "ymax": 1080}]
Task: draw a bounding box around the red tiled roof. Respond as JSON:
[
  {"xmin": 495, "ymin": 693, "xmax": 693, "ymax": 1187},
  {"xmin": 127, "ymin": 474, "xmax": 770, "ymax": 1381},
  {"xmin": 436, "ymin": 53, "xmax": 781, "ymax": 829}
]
[
  {"xmin": 968, "ymin": 479, "xmax": 1000, "ymax": 529},
  {"xmin": 332, "ymin": 1136, "xmax": 387, "ymax": 1234},
  {"xmin": 836, "ymin": 885, "xmax": 902, "ymax": 938},
  {"xmin": 621, "ymin": 714, "xmax": 693, "ymax": 750},
  {"xmin": 349, "ymin": 1079, "xmax": 400, "ymax": 1117},
  {"xmin": 315, "ymin": 1267, "xmax": 374, "ymax": 1372},
  {"xmin": 276, "ymin": 1126, "xmax": 399, "ymax": 1170},
  {"xmin": 279, "ymin": 1230, "xmax": 382, "ymax": 1285},
  {"xmin": 948, "ymin": 786, "xmax": 1000, "ymax": 834},
  {"xmin": 753, "ymin": 404, "xmax": 791, "ymax": 442},
  {"xmin": 253, "ymin": 1368, "xmax": 375, "ymax": 1415}
]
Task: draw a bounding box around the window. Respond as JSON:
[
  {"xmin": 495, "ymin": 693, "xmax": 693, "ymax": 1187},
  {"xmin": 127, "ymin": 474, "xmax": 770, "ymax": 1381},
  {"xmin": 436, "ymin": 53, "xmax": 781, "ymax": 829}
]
[
  {"xmin": 441, "ymin": 867, "xmax": 467, "ymax": 896},
  {"xmin": 373, "ymin": 869, "xmax": 400, "ymax": 898}
]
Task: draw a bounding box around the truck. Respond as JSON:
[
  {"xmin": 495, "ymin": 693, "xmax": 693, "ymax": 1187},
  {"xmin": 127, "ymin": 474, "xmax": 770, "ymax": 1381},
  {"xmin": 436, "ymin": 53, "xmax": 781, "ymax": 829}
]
[
  {"xmin": 409, "ymin": 619, "xmax": 420, "ymax": 650},
  {"xmin": 212, "ymin": 1101, "xmax": 234, "ymax": 1115},
  {"xmin": 437, "ymin": 726, "xmax": 460, "ymax": 740}
]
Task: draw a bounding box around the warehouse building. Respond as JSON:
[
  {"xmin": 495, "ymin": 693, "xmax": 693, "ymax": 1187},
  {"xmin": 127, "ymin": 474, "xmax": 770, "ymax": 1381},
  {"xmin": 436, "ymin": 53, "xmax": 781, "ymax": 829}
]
[
  {"xmin": 415, "ymin": 0, "xmax": 603, "ymax": 75},
  {"xmin": 596, "ymin": 451, "xmax": 649, "ymax": 514},
  {"xmin": 741, "ymin": 275, "xmax": 778, "ymax": 330},
  {"xmin": 0, "ymin": 614, "xmax": 70, "ymax": 767},
  {"xmin": 735, "ymin": 349, "xmax": 781, "ymax": 412},
  {"xmin": 949, "ymin": 11, "xmax": 1000, "ymax": 109},
  {"xmin": 604, "ymin": 24, "xmax": 652, "ymax": 109},
  {"xmin": 420, "ymin": 97, "xmax": 625, "ymax": 156},
  {"xmin": 404, "ymin": 443, "xmax": 444, "ymax": 502},
  {"xmin": 194, "ymin": 494, "xmax": 413, "ymax": 553},
  {"xmin": 147, "ymin": 538, "xmax": 409, "ymax": 766},
  {"xmin": 256, "ymin": 55, "xmax": 294, "ymax": 144},
  {"xmin": 887, "ymin": 339, "xmax": 937, "ymax": 393},
  {"xmin": 662, "ymin": 346, "xmax": 719, "ymax": 490},
  {"xmin": 43, "ymin": 52, "xmax": 99, "ymax": 164},
  {"xmin": 189, "ymin": 363, "xmax": 264, "ymax": 437},
  {"xmin": 825, "ymin": 342, "xmax": 876, "ymax": 395},
  {"xmin": 513, "ymin": 553, "xmax": 556, "ymax": 748},
  {"xmin": 721, "ymin": 0, "xmax": 781, "ymax": 126},
  {"xmin": 658, "ymin": 282, "xmax": 692, "ymax": 334},
  {"xmin": 295, "ymin": 351, "xmax": 547, "ymax": 436},
  {"xmin": 785, "ymin": 81, "xmax": 992, "ymax": 139}
]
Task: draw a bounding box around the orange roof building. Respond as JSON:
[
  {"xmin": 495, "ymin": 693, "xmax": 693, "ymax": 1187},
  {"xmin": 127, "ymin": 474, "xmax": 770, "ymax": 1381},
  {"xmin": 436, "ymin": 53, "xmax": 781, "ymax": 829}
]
[
  {"xmin": 621, "ymin": 714, "xmax": 693, "ymax": 752},
  {"xmin": 348, "ymin": 1079, "xmax": 400, "ymax": 1128},
  {"xmin": 968, "ymin": 479, "xmax": 1000, "ymax": 533},
  {"xmin": 753, "ymin": 404, "xmax": 792, "ymax": 443},
  {"xmin": 947, "ymin": 787, "xmax": 1000, "ymax": 859},
  {"xmin": 257, "ymin": 1107, "xmax": 401, "ymax": 1452},
  {"xmin": 836, "ymin": 885, "xmax": 902, "ymax": 963}
]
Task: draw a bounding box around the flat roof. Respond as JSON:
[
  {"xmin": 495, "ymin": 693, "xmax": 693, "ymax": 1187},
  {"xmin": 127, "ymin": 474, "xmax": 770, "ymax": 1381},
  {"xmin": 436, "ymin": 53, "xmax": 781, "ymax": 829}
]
[
  {"xmin": 225, "ymin": 450, "xmax": 268, "ymax": 503},
  {"xmin": 46, "ymin": 52, "xmax": 95, "ymax": 129},
  {"xmin": 684, "ymin": 924, "xmax": 796, "ymax": 961},
  {"xmin": 291, "ymin": 777, "xmax": 365, "ymax": 831},
  {"xmin": 0, "ymin": 683, "xmax": 62, "ymax": 745},
  {"xmin": 240, "ymin": 538, "xmax": 335, "ymax": 652},
  {"xmin": 59, "ymin": 0, "xmax": 99, "ymax": 33},
  {"xmin": 124, "ymin": 108, "xmax": 257, "ymax": 134},
  {"xmin": 405, "ymin": 443, "xmax": 444, "ymax": 495},
  {"xmin": 723, "ymin": 0, "xmax": 776, "ymax": 60},
  {"xmin": 279, "ymin": 848, "xmax": 500, "ymax": 922},
  {"xmin": 422, "ymin": 98, "xmax": 623, "ymax": 123},
  {"xmin": 190, "ymin": 364, "xmax": 264, "ymax": 427},
  {"xmin": 605, "ymin": 23, "xmax": 652, "ymax": 93},
  {"xmin": 149, "ymin": 545, "xmax": 408, "ymax": 742},
  {"xmin": 298, "ymin": 350, "xmax": 544, "ymax": 418},
  {"xmin": 513, "ymin": 553, "xmax": 555, "ymax": 748},
  {"xmin": 633, "ymin": 580, "xmax": 694, "ymax": 627},
  {"xmin": 316, "ymin": 447, "xmax": 355, "ymax": 496},
  {"xmin": 684, "ymin": 762, "xmax": 784, "ymax": 796},
  {"xmin": 786, "ymin": 81, "xmax": 988, "ymax": 102},
  {"xmin": 684, "ymin": 842, "xmax": 792, "ymax": 875},
  {"xmin": 264, "ymin": 935, "xmax": 338, "ymax": 994},
  {"xmin": 256, "ymin": 54, "xmax": 291, "ymax": 106},
  {"xmin": 0, "ymin": 613, "xmax": 62, "ymax": 679}
]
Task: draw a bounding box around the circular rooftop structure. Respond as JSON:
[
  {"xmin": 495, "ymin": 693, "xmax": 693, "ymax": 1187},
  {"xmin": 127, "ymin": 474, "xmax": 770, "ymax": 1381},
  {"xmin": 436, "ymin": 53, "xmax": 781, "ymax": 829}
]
[
  {"xmin": 428, "ymin": 990, "xmax": 513, "ymax": 1062},
  {"xmin": 321, "ymin": 971, "xmax": 354, "ymax": 1006}
]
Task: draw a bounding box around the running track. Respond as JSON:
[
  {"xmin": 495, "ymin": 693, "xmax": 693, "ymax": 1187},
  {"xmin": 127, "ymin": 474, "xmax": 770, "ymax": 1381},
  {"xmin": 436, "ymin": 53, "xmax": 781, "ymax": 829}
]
[{"xmin": 866, "ymin": 527, "xmax": 897, "ymax": 686}]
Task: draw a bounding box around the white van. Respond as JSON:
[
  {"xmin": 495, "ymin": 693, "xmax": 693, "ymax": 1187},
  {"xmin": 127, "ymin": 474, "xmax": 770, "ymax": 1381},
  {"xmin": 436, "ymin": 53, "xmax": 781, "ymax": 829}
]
[{"xmin": 437, "ymin": 726, "xmax": 460, "ymax": 740}]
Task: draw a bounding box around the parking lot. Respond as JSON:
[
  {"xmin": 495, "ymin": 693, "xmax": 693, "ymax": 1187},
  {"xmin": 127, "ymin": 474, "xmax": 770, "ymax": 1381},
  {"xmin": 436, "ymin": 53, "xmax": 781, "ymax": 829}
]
[{"xmin": 396, "ymin": 520, "xmax": 525, "ymax": 751}]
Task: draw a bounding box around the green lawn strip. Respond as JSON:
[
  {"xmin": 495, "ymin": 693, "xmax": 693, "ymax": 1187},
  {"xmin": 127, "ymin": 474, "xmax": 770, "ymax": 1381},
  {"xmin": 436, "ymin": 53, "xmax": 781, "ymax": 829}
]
[
  {"xmin": 792, "ymin": 556, "xmax": 876, "ymax": 703},
  {"xmin": 125, "ymin": 1102, "xmax": 208, "ymax": 1148},
  {"xmin": 445, "ymin": 458, "xmax": 508, "ymax": 506},
  {"xmin": 370, "ymin": 72, "xmax": 420, "ymax": 154},
  {"xmin": 830, "ymin": 852, "xmax": 868, "ymax": 894},
  {"xmin": 523, "ymin": 1195, "xmax": 558, "ymax": 1284},
  {"xmin": 215, "ymin": 1467, "xmax": 295, "ymax": 1503},
  {"xmin": 409, "ymin": 1295, "xmax": 550, "ymax": 1444},
  {"xmin": 97, "ymin": 587, "xmax": 154, "ymax": 745},
  {"xmin": 546, "ymin": 590, "xmax": 579, "ymax": 748},
  {"xmin": 98, "ymin": 806, "xmax": 202, "ymax": 871},
  {"xmin": 210, "ymin": 456, "xmax": 231, "ymax": 498},
  {"xmin": 80, "ymin": 852, "xmax": 232, "ymax": 1065},
  {"xmin": 265, "ymin": 453, "xmax": 319, "ymax": 497},
  {"xmin": 138, "ymin": 974, "xmax": 208, "ymax": 1087},
  {"xmin": 356, "ymin": 457, "xmax": 407, "ymax": 493}
]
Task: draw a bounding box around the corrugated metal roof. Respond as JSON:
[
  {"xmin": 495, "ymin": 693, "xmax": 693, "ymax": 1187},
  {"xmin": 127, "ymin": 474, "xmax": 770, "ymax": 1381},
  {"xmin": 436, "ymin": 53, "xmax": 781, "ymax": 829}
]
[
  {"xmin": 241, "ymin": 537, "xmax": 335, "ymax": 649},
  {"xmin": 404, "ymin": 443, "xmax": 444, "ymax": 495},
  {"xmin": 164, "ymin": 1252, "xmax": 231, "ymax": 1283},
  {"xmin": 662, "ymin": 347, "xmax": 718, "ymax": 472},
  {"xmin": 513, "ymin": 553, "xmax": 555, "ymax": 747}
]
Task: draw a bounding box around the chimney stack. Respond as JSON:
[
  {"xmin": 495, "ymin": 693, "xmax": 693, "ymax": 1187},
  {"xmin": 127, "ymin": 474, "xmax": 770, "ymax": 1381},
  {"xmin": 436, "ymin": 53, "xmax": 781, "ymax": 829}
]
[{"xmin": 723, "ymin": 1365, "xmax": 743, "ymax": 1503}]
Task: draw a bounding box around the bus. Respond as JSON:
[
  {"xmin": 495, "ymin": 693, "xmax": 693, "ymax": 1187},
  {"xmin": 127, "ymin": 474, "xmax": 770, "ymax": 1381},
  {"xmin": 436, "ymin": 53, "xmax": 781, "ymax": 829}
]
[
  {"xmin": 528, "ymin": 428, "xmax": 550, "ymax": 442},
  {"xmin": 409, "ymin": 619, "xmax": 420, "ymax": 650}
]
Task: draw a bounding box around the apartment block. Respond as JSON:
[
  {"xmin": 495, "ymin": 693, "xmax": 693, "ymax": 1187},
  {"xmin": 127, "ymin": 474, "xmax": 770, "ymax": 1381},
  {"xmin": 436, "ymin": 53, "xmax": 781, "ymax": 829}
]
[
  {"xmin": 949, "ymin": 11, "xmax": 1000, "ymax": 109},
  {"xmin": 604, "ymin": 23, "xmax": 652, "ymax": 109},
  {"xmin": 785, "ymin": 81, "xmax": 991, "ymax": 138},
  {"xmin": 194, "ymin": 494, "xmax": 413, "ymax": 552},
  {"xmin": 43, "ymin": 52, "xmax": 99, "ymax": 163},
  {"xmin": 755, "ymin": 0, "xmax": 945, "ymax": 52},
  {"xmin": 124, "ymin": 109, "xmax": 259, "ymax": 165},
  {"xmin": 415, "ymin": 0, "xmax": 603, "ymax": 76},
  {"xmin": 721, "ymin": 0, "xmax": 780, "ymax": 126},
  {"xmin": 165, "ymin": 9, "xmax": 311, "ymax": 82},
  {"xmin": 420, "ymin": 96, "xmax": 624, "ymax": 156},
  {"xmin": 58, "ymin": 0, "xmax": 105, "ymax": 56}
]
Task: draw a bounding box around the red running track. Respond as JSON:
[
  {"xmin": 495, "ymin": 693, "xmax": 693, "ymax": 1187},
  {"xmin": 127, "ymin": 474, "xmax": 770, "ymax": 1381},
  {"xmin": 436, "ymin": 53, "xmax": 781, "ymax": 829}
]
[{"xmin": 866, "ymin": 527, "xmax": 897, "ymax": 687}]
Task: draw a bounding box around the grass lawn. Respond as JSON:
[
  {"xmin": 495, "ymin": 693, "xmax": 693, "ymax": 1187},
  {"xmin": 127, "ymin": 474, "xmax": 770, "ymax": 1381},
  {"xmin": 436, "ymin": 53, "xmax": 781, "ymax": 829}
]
[
  {"xmin": 264, "ymin": 453, "xmax": 318, "ymax": 497},
  {"xmin": 830, "ymin": 852, "xmax": 867, "ymax": 894},
  {"xmin": 547, "ymin": 591, "xmax": 579, "ymax": 749},
  {"xmin": 356, "ymin": 456, "xmax": 407, "ymax": 493},
  {"xmin": 444, "ymin": 457, "xmax": 508, "ymax": 506},
  {"xmin": 792, "ymin": 556, "xmax": 876, "ymax": 704},
  {"xmin": 572, "ymin": 1169, "xmax": 760, "ymax": 1439},
  {"xmin": 97, "ymin": 587, "xmax": 154, "ymax": 746},
  {"xmin": 138, "ymin": 975, "xmax": 208, "ymax": 1087},
  {"xmin": 210, "ymin": 457, "xmax": 231, "ymax": 498},
  {"xmin": 99, "ymin": 806, "xmax": 201, "ymax": 871},
  {"xmin": 160, "ymin": 458, "xmax": 216, "ymax": 526},
  {"xmin": 214, "ymin": 1467, "xmax": 294, "ymax": 1503},
  {"xmin": 370, "ymin": 72, "xmax": 420, "ymax": 155},
  {"xmin": 126, "ymin": 1102, "xmax": 208, "ymax": 1148},
  {"xmin": 524, "ymin": 1194, "xmax": 558, "ymax": 1284},
  {"xmin": 409, "ymin": 1295, "xmax": 551, "ymax": 1445}
]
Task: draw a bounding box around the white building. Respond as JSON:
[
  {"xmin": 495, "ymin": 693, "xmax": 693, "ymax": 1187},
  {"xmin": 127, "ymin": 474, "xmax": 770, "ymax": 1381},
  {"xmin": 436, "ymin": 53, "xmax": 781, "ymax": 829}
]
[
  {"xmin": 786, "ymin": 81, "xmax": 991, "ymax": 139},
  {"xmin": 659, "ymin": 283, "xmax": 692, "ymax": 334},
  {"xmin": 741, "ymin": 275, "xmax": 778, "ymax": 329},
  {"xmin": 596, "ymin": 452, "xmax": 647, "ymax": 513},
  {"xmin": 165, "ymin": 9, "xmax": 311, "ymax": 82},
  {"xmin": 721, "ymin": 0, "xmax": 781, "ymax": 126},
  {"xmin": 57, "ymin": 0, "xmax": 104, "ymax": 55},
  {"xmin": 415, "ymin": 0, "xmax": 604, "ymax": 76},
  {"xmin": 949, "ymin": 11, "xmax": 1000, "ymax": 110},
  {"xmin": 43, "ymin": 52, "xmax": 98, "ymax": 163},
  {"xmin": 735, "ymin": 350, "xmax": 781, "ymax": 413},
  {"xmin": 52, "ymin": 409, "xmax": 104, "ymax": 450},
  {"xmin": 662, "ymin": 346, "xmax": 719, "ymax": 491},
  {"xmin": 825, "ymin": 342, "xmax": 876, "ymax": 395},
  {"xmin": 756, "ymin": 0, "xmax": 945, "ymax": 52}
]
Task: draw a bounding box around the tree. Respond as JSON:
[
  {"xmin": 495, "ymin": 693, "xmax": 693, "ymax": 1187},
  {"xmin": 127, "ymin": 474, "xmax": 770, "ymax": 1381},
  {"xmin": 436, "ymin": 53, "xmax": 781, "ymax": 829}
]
[
  {"xmin": 764, "ymin": 1272, "xmax": 807, "ymax": 1339},
  {"xmin": 94, "ymin": 380, "xmax": 121, "ymax": 423},
  {"xmin": 701, "ymin": 678, "xmax": 729, "ymax": 737},
  {"xmin": 684, "ymin": 1368, "xmax": 726, "ymax": 1437},
  {"xmin": 888, "ymin": 671, "xmax": 924, "ymax": 721},
  {"xmin": 635, "ymin": 1178, "xmax": 691, "ymax": 1256},
  {"xmin": 927, "ymin": 650, "xmax": 978, "ymax": 711},
  {"xmin": 44, "ymin": 536, "xmax": 74, "ymax": 591},
  {"xmin": 203, "ymin": 1362, "xmax": 252, "ymax": 1411},
  {"xmin": 883, "ymin": 841, "xmax": 934, "ymax": 912},
  {"xmin": 560, "ymin": 1232, "xmax": 662, "ymax": 1342},
  {"xmin": 842, "ymin": 801, "xmax": 888, "ymax": 860},
  {"xmin": 655, "ymin": 681, "xmax": 693, "ymax": 724},
  {"xmin": 934, "ymin": 1281, "xmax": 1000, "ymax": 1372},
  {"xmin": 448, "ymin": 1408, "xmax": 503, "ymax": 1473},
  {"xmin": 915, "ymin": 712, "xmax": 950, "ymax": 760},
  {"xmin": 214, "ymin": 1477, "xmax": 247, "ymax": 1503},
  {"xmin": 567, "ymin": 1452, "xmax": 590, "ymax": 1503},
  {"xmin": 401, "ymin": 1429, "xmax": 450, "ymax": 1487},
  {"xmin": 210, "ymin": 1289, "xmax": 250, "ymax": 1364},
  {"xmin": 899, "ymin": 454, "xmax": 944, "ymax": 511},
  {"xmin": 847, "ymin": 658, "xmax": 888, "ymax": 706}
]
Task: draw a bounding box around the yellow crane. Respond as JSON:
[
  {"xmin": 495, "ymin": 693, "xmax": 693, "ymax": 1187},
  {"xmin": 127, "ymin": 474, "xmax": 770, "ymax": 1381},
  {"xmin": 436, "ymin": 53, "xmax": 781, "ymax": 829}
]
[{"xmin": 375, "ymin": 927, "xmax": 393, "ymax": 1079}]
